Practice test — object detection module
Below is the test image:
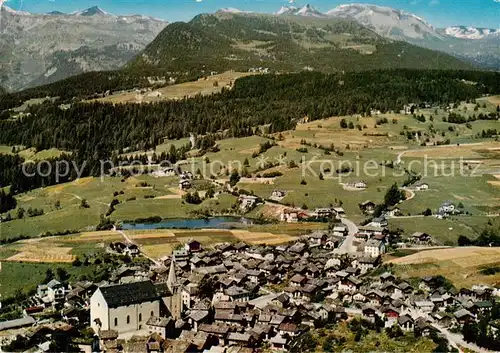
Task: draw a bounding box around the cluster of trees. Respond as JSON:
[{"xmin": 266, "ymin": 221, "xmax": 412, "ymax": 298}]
[
  {"xmin": 462, "ymin": 301, "xmax": 500, "ymax": 351},
  {"xmin": 458, "ymin": 222, "xmax": 500, "ymax": 247},
  {"xmin": 0, "ymin": 189, "xmax": 16, "ymax": 213}
]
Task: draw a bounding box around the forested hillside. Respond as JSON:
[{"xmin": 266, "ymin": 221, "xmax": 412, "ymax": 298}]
[
  {"xmin": 1, "ymin": 70, "xmax": 498, "ymax": 162},
  {"xmin": 129, "ymin": 13, "xmax": 472, "ymax": 76}
]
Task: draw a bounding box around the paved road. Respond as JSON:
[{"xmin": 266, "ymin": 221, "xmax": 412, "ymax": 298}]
[
  {"xmin": 431, "ymin": 323, "xmax": 490, "ymax": 353},
  {"xmin": 336, "ymin": 218, "xmax": 359, "ymax": 254}
]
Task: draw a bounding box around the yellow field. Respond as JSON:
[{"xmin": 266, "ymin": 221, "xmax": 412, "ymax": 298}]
[
  {"xmin": 403, "ymin": 142, "xmax": 500, "ymax": 159},
  {"xmin": 388, "ymin": 247, "xmax": 500, "ymax": 288},
  {"xmin": 92, "ymin": 71, "xmax": 255, "ymax": 104},
  {"xmin": 231, "ymin": 230, "xmax": 298, "ymax": 245},
  {"xmin": 5, "ymin": 244, "xmax": 75, "ymax": 263}
]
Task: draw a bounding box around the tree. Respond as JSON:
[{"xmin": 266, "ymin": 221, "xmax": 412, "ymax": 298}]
[
  {"xmin": 44, "ymin": 268, "xmax": 54, "ymax": 283},
  {"xmin": 17, "ymin": 207, "xmax": 25, "ymax": 219},
  {"xmin": 80, "ymin": 199, "xmax": 90, "ymax": 208},
  {"xmin": 423, "ymin": 208, "xmax": 432, "ymax": 216},
  {"xmin": 56, "ymin": 267, "xmax": 70, "ymax": 282},
  {"xmin": 54, "ymin": 200, "xmax": 61, "ymax": 209},
  {"xmin": 340, "ymin": 119, "xmax": 348, "ymax": 128},
  {"xmin": 243, "ymin": 158, "xmax": 250, "ymax": 167},
  {"xmin": 458, "ymin": 235, "xmax": 472, "ymax": 246},
  {"xmin": 229, "ymin": 170, "xmax": 240, "ymax": 187},
  {"xmin": 384, "ymin": 183, "xmax": 405, "ymax": 206}
]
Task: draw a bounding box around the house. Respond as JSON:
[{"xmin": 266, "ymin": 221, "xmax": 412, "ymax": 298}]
[
  {"xmin": 410, "ymin": 232, "xmax": 431, "ymax": 243},
  {"xmin": 179, "ymin": 180, "xmax": 191, "ymax": 190},
  {"xmin": 398, "ymin": 315, "xmax": 414, "ymax": 331},
  {"xmin": 414, "ymin": 182, "xmax": 429, "ymax": 191},
  {"xmin": 359, "ymin": 200, "xmax": 375, "ymax": 214},
  {"xmin": 333, "ymin": 207, "xmax": 346, "ymax": 217},
  {"xmin": 358, "ymin": 226, "xmax": 385, "ymax": 238},
  {"xmin": 312, "ymin": 208, "xmax": 334, "ymax": 219},
  {"xmin": 351, "ymin": 181, "xmax": 367, "ymax": 189},
  {"xmin": 454, "ymin": 309, "xmax": 475, "ymax": 324},
  {"xmin": 332, "ymin": 225, "xmax": 348, "ymax": 237},
  {"xmin": 147, "ymin": 316, "xmax": 173, "ymax": 338},
  {"xmin": 369, "ymin": 217, "xmax": 388, "ymax": 228},
  {"xmin": 357, "ymin": 256, "xmax": 380, "ymax": 273},
  {"xmin": 307, "ymin": 232, "xmax": 328, "ymax": 246},
  {"xmin": 364, "ymin": 239, "xmax": 385, "ymax": 258},
  {"xmin": 270, "ymin": 190, "xmax": 286, "ymax": 200},
  {"xmin": 384, "ymin": 206, "xmax": 401, "ymax": 217},
  {"xmin": 227, "ymin": 333, "xmax": 255, "ymax": 347},
  {"xmin": 280, "ymin": 209, "xmax": 298, "ymax": 223},
  {"xmin": 37, "ymin": 279, "xmax": 66, "ymax": 304},
  {"xmin": 439, "ymin": 201, "xmax": 455, "ymax": 214},
  {"xmin": 185, "ymin": 240, "xmax": 202, "ymax": 253},
  {"xmin": 239, "ymin": 195, "xmax": 259, "ymax": 211},
  {"xmin": 0, "ymin": 316, "xmax": 36, "ymax": 331}
]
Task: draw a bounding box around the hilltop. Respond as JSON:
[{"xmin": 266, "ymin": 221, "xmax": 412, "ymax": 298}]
[{"xmin": 128, "ymin": 12, "xmax": 472, "ymax": 77}]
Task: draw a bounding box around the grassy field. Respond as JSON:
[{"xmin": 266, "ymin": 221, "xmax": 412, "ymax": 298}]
[
  {"xmin": 92, "ymin": 71, "xmax": 255, "ymax": 104},
  {"xmin": 387, "ymin": 247, "xmax": 500, "ymax": 289},
  {"xmin": 0, "ymin": 262, "xmax": 96, "ymax": 297}
]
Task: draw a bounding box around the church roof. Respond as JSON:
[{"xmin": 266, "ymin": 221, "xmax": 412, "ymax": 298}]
[{"xmin": 99, "ymin": 281, "xmax": 161, "ymax": 308}]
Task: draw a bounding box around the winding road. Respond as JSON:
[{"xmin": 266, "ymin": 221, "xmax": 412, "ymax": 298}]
[{"xmin": 336, "ymin": 217, "xmax": 359, "ymax": 254}]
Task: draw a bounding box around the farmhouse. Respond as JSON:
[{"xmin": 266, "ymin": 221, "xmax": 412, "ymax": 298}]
[
  {"xmin": 239, "ymin": 195, "xmax": 259, "ymax": 211},
  {"xmin": 179, "ymin": 180, "xmax": 192, "ymax": 190},
  {"xmin": 280, "ymin": 209, "xmax": 299, "ymax": 223},
  {"xmin": 414, "ymin": 182, "xmax": 429, "ymax": 191},
  {"xmin": 410, "ymin": 232, "xmax": 432, "ymax": 243},
  {"xmin": 439, "ymin": 201, "xmax": 455, "ymax": 214},
  {"xmin": 359, "ymin": 200, "xmax": 375, "ymax": 214}
]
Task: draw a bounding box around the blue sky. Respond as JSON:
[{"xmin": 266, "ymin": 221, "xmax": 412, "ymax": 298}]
[{"xmin": 5, "ymin": 0, "xmax": 500, "ymax": 28}]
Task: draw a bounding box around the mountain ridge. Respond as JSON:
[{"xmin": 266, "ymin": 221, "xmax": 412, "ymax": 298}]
[{"xmin": 0, "ymin": 5, "xmax": 168, "ymax": 91}]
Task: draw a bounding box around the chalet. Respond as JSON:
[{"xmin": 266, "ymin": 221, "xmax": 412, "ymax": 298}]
[
  {"xmin": 414, "ymin": 182, "xmax": 429, "ymax": 191},
  {"xmin": 332, "ymin": 225, "xmax": 348, "ymax": 237},
  {"xmin": 239, "ymin": 195, "xmax": 259, "ymax": 211},
  {"xmin": 358, "ymin": 225, "xmax": 385, "ymax": 238},
  {"xmin": 454, "ymin": 309, "xmax": 475, "ymax": 324},
  {"xmin": 338, "ymin": 276, "xmax": 362, "ymax": 293},
  {"xmin": 280, "ymin": 209, "xmax": 298, "ymax": 223},
  {"xmin": 224, "ymin": 286, "xmax": 249, "ymax": 302},
  {"xmin": 270, "ymin": 334, "xmax": 288, "ymax": 350},
  {"xmin": 351, "ymin": 181, "xmax": 367, "ymax": 189},
  {"xmin": 332, "ymin": 207, "xmax": 346, "ymax": 217},
  {"xmin": 357, "ymin": 256, "xmax": 380, "ymax": 274},
  {"xmin": 307, "ymin": 232, "xmax": 328, "ymax": 246},
  {"xmin": 410, "ymin": 232, "xmax": 431, "ymax": 243},
  {"xmin": 289, "ymin": 274, "xmax": 307, "ymax": 287},
  {"xmin": 279, "ymin": 323, "xmax": 299, "ymax": 337},
  {"xmin": 398, "ymin": 315, "xmax": 414, "ymax": 331},
  {"xmin": 439, "ymin": 201, "xmax": 455, "ymax": 214},
  {"xmin": 364, "ymin": 239, "xmax": 385, "ymax": 257},
  {"xmin": 361, "ymin": 306, "xmax": 378, "ymax": 322},
  {"xmin": 369, "ymin": 217, "xmax": 388, "ymax": 228},
  {"xmin": 384, "ymin": 206, "xmax": 401, "ymax": 217},
  {"xmin": 312, "ymin": 208, "xmax": 334, "ymax": 219},
  {"xmin": 179, "ymin": 180, "xmax": 192, "ymax": 190},
  {"xmin": 270, "ymin": 190, "xmax": 287, "ymax": 200},
  {"xmin": 185, "ymin": 240, "xmax": 202, "ymax": 253},
  {"xmin": 227, "ymin": 333, "xmax": 256, "ymax": 347},
  {"xmin": 359, "ymin": 200, "xmax": 376, "ymax": 214},
  {"xmin": 380, "ymin": 272, "xmax": 396, "ymax": 283}
]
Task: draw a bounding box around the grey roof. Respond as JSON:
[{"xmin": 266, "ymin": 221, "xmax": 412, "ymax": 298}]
[
  {"xmin": 146, "ymin": 316, "xmax": 172, "ymax": 327},
  {"xmin": 0, "ymin": 316, "xmax": 35, "ymax": 331},
  {"xmin": 99, "ymin": 281, "xmax": 161, "ymax": 308}
]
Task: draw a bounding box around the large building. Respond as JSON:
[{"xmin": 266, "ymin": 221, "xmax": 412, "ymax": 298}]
[{"xmin": 90, "ymin": 260, "xmax": 182, "ymax": 334}]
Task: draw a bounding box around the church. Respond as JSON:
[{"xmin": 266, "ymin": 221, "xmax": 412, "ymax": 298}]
[{"xmin": 90, "ymin": 259, "xmax": 182, "ymax": 334}]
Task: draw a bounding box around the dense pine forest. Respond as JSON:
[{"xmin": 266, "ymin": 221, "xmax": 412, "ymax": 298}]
[{"xmin": 0, "ymin": 69, "xmax": 499, "ymax": 204}]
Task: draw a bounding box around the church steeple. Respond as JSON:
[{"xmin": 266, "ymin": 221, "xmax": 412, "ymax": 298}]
[{"xmin": 167, "ymin": 256, "xmax": 177, "ymax": 293}]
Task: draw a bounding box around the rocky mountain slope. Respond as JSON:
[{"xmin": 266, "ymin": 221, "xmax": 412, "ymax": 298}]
[
  {"xmin": 128, "ymin": 11, "xmax": 471, "ymax": 77},
  {"xmin": 321, "ymin": 4, "xmax": 499, "ymax": 69},
  {"xmin": 0, "ymin": 5, "xmax": 167, "ymax": 91}
]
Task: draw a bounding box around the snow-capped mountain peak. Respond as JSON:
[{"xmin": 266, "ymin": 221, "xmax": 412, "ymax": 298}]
[
  {"xmin": 326, "ymin": 3, "xmax": 439, "ymax": 40},
  {"xmin": 73, "ymin": 6, "xmax": 110, "ymax": 17},
  {"xmin": 276, "ymin": 3, "xmax": 326, "ymax": 17},
  {"xmin": 276, "ymin": 5, "xmax": 297, "ymax": 15},
  {"xmin": 296, "ymin": 4, "xmax": 325, "ymax": 17},
  {"xmin": 445, "ymin": 26, "xmax": 500, "ymax": 40},
  {"xmin": 219, "ymin": 8, "xmax": 253, "ymax": 14}
]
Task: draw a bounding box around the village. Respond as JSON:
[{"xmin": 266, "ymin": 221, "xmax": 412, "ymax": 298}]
[{"xmin": 1, "ymin": 212, "xmax": 498, "ymax": 353}]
